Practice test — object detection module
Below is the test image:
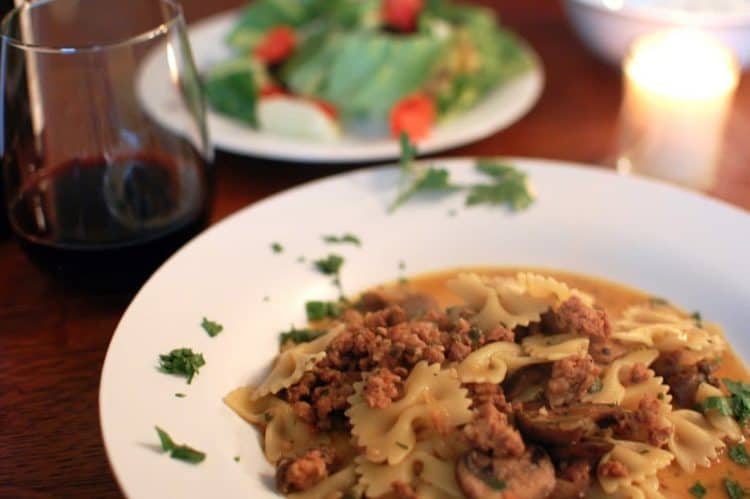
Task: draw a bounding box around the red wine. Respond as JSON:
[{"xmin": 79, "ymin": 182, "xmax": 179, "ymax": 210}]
[{"xmin": 8, "ymin": 154, "xmax": 211, "ymax": 289}]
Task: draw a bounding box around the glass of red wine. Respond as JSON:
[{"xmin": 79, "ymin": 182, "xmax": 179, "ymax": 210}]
[{"xmin": 0, "ymin": 0, "xmax": 213, "ymax": 289}]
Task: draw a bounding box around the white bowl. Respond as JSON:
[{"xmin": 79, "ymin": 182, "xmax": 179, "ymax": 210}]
[{"xmin": 565, "ymin": 0, "xmax": 750, "ymax": 67}]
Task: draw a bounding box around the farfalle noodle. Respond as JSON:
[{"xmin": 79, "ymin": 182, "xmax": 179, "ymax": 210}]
[
  {"xmin": 348, "ymin": 362, "xmax": 472, "ymax": 464},
  {"xmin": 521, "ymin": 333, "xmax": 590, "ymax": 360},
  {"xmin": 457, "ymin": 341, "xmax": 540, "ymax": 383},
  {"xmin": 597, "ymin": 440, "xmax": 673, "ymax": 494},
  {"xmin": 667, "ymin": 409, "xmax": 726, "ymax": 472},
  {"xmin": 356, "ymin": 442, "xmax": 462, "ymax": 498},
  {"xmin": 224, "ymin": 387, "xmax": 326, "ymax": 463},
  {"xmin": 612, "ymin": 305, "xmax": 725, "ymax": 358},
  {"xmin": 254, "ymin": 325, "xmax": 343, "ymax": 398},
  {"xmin": 695, "ymin": 382, "xmax": 743, "ymax": 441},
  {"xmin": 448, "ymin": 272, "xmax": 594, "ymax": 331}
]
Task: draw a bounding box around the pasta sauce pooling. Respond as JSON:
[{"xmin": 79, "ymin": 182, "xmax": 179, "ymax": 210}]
[{"xmin": 226, "ymin": 267, "xmax": 750, "ymax": 498}]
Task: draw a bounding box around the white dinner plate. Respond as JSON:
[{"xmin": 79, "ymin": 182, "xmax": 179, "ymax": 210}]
[
  {"xmin": 138, "ymin": 9, "xmax": 544, "ymax": 163},
  {"xmin": 100, "ymin": 158, "xmax": 750, "ymax": 498}
]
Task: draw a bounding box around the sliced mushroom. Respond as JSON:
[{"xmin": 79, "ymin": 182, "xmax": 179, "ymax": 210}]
[
  {"xmin": 503, "ymin": 364, "xmax": 551, "ymax": 402},
  {"xmin": 358, "ymin": 289, "xmax": 439, "ymax": 319},
  {"xmin": 456, "ymin": 447, "xmax": 556, "ymax": 499},
  {"xmin": 548, "ymin": 438, "xmax": 614, "ymax": 465},
  {"xmin": 515, "ymin": 404, "xmax": 623, "ymax": 446}
]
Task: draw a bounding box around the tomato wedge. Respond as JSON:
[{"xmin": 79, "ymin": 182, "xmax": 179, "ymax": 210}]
[
  {"xmin": 260, "ymin": 84, "xmax": 288, "ymax": 98},
  {"xmin": 390, "ymin": 93, "xmax": 436, "ymax": 141},
  {"xmin": 253, "ymin": 26, "xmax": 296, "ymax": 64},
  {"xmin": 310, "ymin": 98, "xmax": 338, "ymax": 121},
  {"xmin": 382, "ymin": 0, "xmax": 424, "ymax": 33}
]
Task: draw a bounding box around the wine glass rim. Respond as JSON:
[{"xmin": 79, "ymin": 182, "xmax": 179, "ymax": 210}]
[{"xmin": 0, "ymin": 0, "xmax": 184, "ymax": 54}]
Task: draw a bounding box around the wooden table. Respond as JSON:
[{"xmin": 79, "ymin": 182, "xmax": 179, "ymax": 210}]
[{"xmin": 1, "ymin": 0, "xmax": 748, "ymax": 497}]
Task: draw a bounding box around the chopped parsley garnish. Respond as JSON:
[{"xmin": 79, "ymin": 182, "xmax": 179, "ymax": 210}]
[
  {"xmin": 306, "ymin": 300, "xmax": 342, "ymax": 321},
  {"xmin": 234, "ymin": 455, "xmax": 240, "ymax": 462},
  {"xmin": 483, "ymin": 477, "xmax": 507, "ymax": 491},
  {"xmin": 649, "ymin": 296, "xmax": 669, "ymax": 306},
  {"xmin": 155, "ymin": 426, "xmax": 206, "ymax": 464},
  {"xmin": 691, "ymin": 311, "xmax": 703, "ymax": 327},
  {"xmin": 689, "ymin": 481, "xmax": 707, "ymax": 498},
  {"xmin": 314, "ymin": 254, "xmax": 346, "ymax": 298},
  {"xmin": 389, "ymin": 135, "xmax": 535, "ymax": 213},
  {"xmin": 271, "ymin": 242, "xmax": 283, "ymax": 254},
  {"xmin": 729, "ymin": 443, "xmax": 750, "ymax": 466},
  {"xmin": 725, "ymin": 379, "xmax": 750, "ymax": 425},
  {"xmin": 724, "ymin": 478, "xmax": 747, "ymax": 499},
  {"xmin": 175, "ymin": 393, "xmax": 186, "ymax": 398},
  {"xmin": 702, "ymin": 395, "xmax": 733, "ymax": 416},
  {"xmin": 588, "ymin": 378, "xmax": 604, "ymax": 394},
  {"xmin": 466, "ymin": 161, "xmax": 535, "ymax": 211},
  {"xmin": 322, "ymin": 233, "xmax": 361, "ymax": 246},
  {"xmin": 396, "ymin": 441, "xmax": 409, "ymax": 450},
  {"xmin": 389, "ymin": 166, "xmax": 457, "ymax": 213},
  {"xmin": 158, "ymin": 348, "xmax": 205, "ymax": 384},
  {"xmin": 279, "ymin": 327, "xmax": 326, "ymax": 345},
  {"xmin": 314, "ymin": 254, "xmax": 344, "ymax": 275},
  {"xmin": 201, "ymin": 317, "xmax": 223, "ymax": 337}
]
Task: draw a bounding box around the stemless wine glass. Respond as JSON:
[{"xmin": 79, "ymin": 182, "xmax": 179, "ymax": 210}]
[{"xmin": 0, "ymin": 0, "xmax": 213, "ymax": 289}]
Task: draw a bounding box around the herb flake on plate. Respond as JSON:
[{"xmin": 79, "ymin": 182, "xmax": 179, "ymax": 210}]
[
  {"xmin": 467, "ymin": 160, "xmax": 535, "ymax": 210},
  {"xmin": 201, "ymin": 317, "xmax": 223, "ymax": 337},
  {"xmin": 314, "ymin": 254, "xmax": 344, "ymax": 275},
  {"xmin": 158, "ymin": 348, "xmax": 205, "ymax": 384},
  {"xmin": 155, "ymin": 426, "xmax": 206, "ymax": 464},
  {"xmin": 306, "ymin": 300, "xmax": 342, "ymax": 321},
  {"xmin": 271, "ymin": 242, "xmax": 283, "ymax": 254},
  {"xmin": 322, "ymin": 233, "xmax": 361, "ymax": 246}
]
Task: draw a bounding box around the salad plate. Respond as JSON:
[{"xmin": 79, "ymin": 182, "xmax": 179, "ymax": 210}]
[
  {"xmin": 138, "ymin": 8, "xmax": 544, "ymax": 163},
  {"xmin": 100, "ymin": 157, "xmax": 750, "ymax": 498}
]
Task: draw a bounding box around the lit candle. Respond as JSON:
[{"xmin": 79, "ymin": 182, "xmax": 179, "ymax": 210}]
[{"xmin": 617, "ymin": 30, "xmax": 740, "ymax": 190}]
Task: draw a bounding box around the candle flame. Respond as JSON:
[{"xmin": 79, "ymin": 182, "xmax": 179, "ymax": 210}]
[{"xmin": 625, "ymin": 30, "xmax": 739, "ymax": 100}]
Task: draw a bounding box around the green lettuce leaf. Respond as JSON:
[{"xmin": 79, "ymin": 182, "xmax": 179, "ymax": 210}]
[{"xmin": 204, "ymin": 59, "xmax": 259, "ymax": 126}]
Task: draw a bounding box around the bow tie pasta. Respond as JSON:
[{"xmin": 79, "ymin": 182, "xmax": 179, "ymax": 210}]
[{"xmin": 223, "ymin": 268, "xmax": 749, "ymax": 498}]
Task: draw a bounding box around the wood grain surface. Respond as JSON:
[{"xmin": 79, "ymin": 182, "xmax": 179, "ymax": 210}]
[{"xmin": 0, "ymin": 0, "xmax": 748, "ymax": 497}]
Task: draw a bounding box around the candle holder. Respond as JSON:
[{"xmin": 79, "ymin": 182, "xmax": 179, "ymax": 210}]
[{"xmin": 616, "ymin": 30, "xmax": 740, "ymax": 191}]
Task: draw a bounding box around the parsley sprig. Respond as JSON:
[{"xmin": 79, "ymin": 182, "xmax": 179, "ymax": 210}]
[
  {"xmin": 201, "ymin": 317, "xmax": 223, "ymax": 337},
  {"xmin": 688, "ymin": 481, "xmax": 706, "ymax": 498},
  {"xmin": 467, "ymin": 161, "xmax": 535, "ymax": 210},
  {"xmin": 306, "ymin": 300, "xmax": 342, "ymax": 321},
  {"xmin": 389, "ymin": 133, "xmax": 535, "ymax": 213},
  {"xmin": 700, "ymin": 379, "xmax": 750, "ymax": 426},
  {"xmin": 314, "ymin": 254, "xmax": 346, "ymax": 298},
  {"xmin": 158, "ymin": 348, "xmax": 205, "ymax": 384},
  {"xmin": 322, "ymin": 233, "xmax": 361, "ymax": 246},
  {"xmin": 155, "ymin": 426, "xmax": 206, "ymax": 464},
  {"xmin": 725, "ymin": 478, "xmax": 750, "ymax": 499},
  {"xmin": 729, "ymin": 443, "xmax": 750, "ymax": 466}
]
